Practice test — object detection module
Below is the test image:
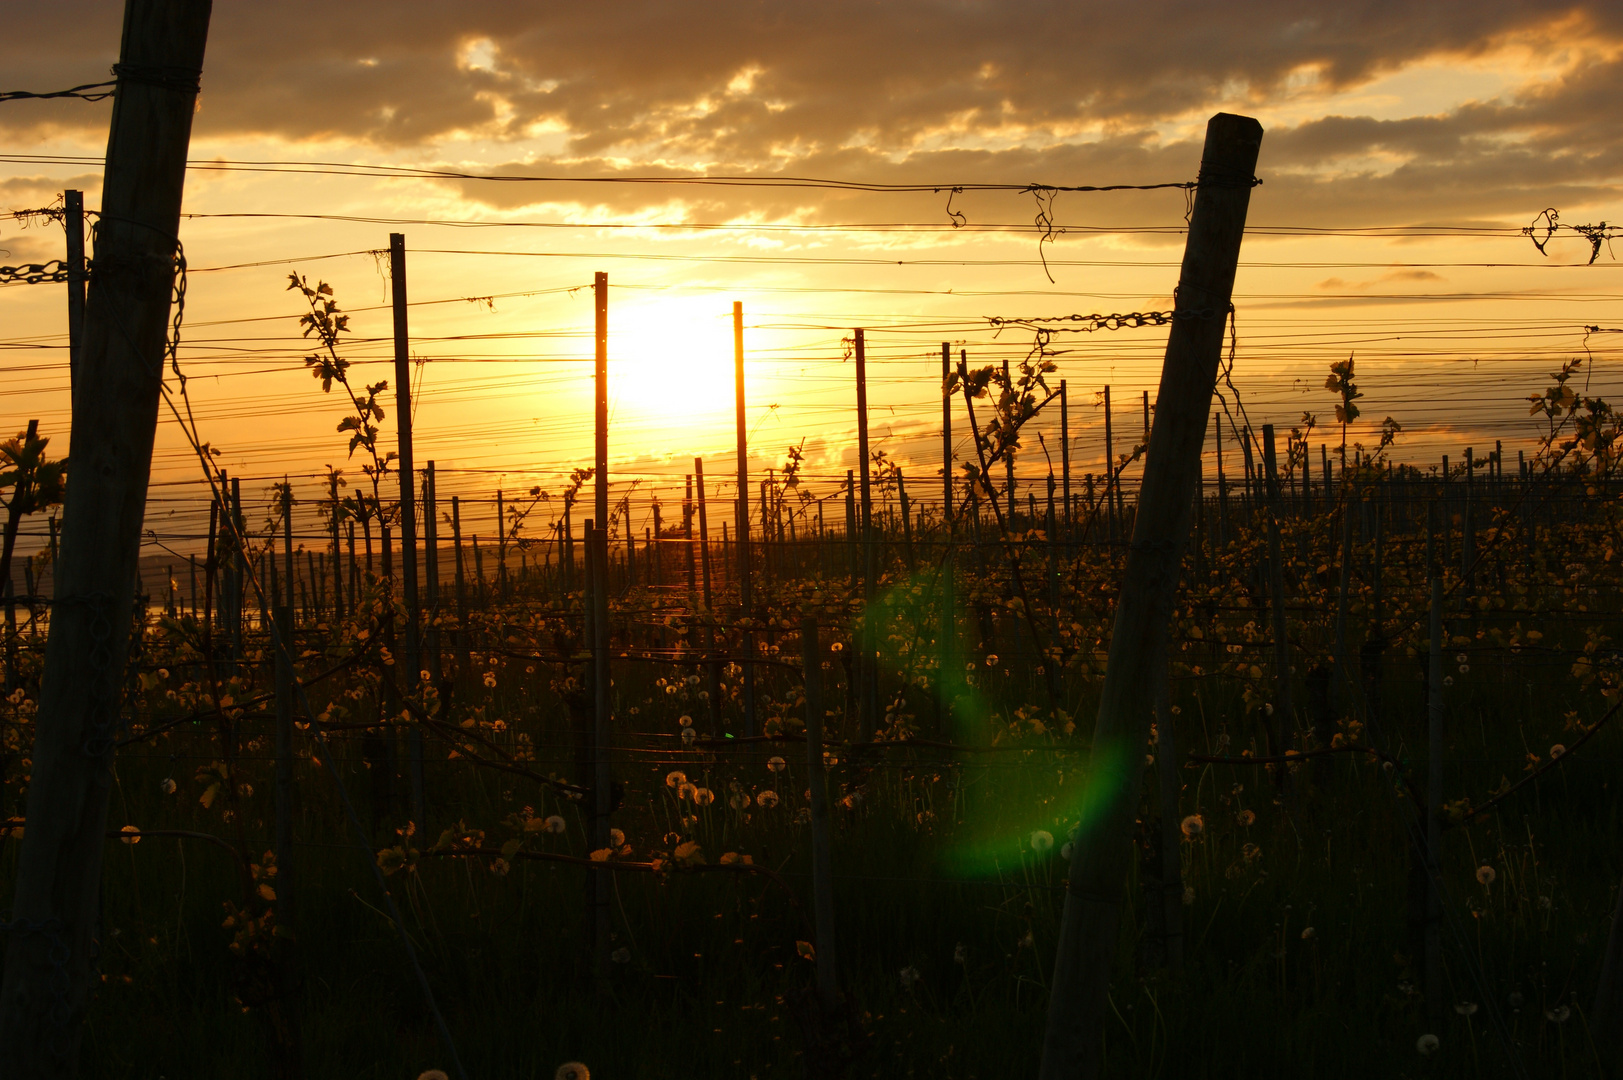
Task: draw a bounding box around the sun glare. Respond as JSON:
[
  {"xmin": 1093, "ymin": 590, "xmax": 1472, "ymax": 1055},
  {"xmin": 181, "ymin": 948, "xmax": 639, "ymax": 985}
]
[{"xmin": 608, "ymin": 298, "xmax": 739, "ymax": 445}]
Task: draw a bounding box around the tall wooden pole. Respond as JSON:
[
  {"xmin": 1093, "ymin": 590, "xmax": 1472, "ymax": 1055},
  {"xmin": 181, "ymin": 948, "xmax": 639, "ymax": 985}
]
[
  {"xmin": 1261, "ymin": 424, "xmax": 1293, "ymax": 762},
  {"xmin": 588, "ymin": 525, "xmax": 613, "ymax": 994},
  {"xmin": 423, "ymin": 462, "xmax": 441, "ymax": 715},
  {"xmin": 0, "ymin": 3, "xmax": 213, "ymax": 1069},
  {"xmin": 389, "ymin": 233, "xmax": 425, "ymax": 830},
  {"xmin": 1425, "ymin": 515, "xmax": 1445, "ymax": 1021},
  {"xmin": 734, "ymin": 301, "xmax": 756, "ymax": 735},
  {"xmin": 64, "ymin": 190, "xmax": 87, "ymax": 406},
  {"xmin": 801, "ymin": 617, "xmax": 839, "ymax": 1014},
  {"xmin": 854, "ymin": 329, "xmax": 877, "ymax": 739},
  {"xmin": 595, "ymin": 272, "xmax": 609, "ymax": 527},
  {"xmin": 329, "ymin": 471, "xmax": 344, "ymax": 623},
  {"xmin": 1103, "ymin": 384, "xmax": 1117, "ymax": 540},
  {"xmin": 940, "ymin": 343, "xmax": 955, "ymax": 732},
  {"xmin": 273, "ymin": 479, "xmax": 299, "ymax": 992},
  {"xmin": 696, "ymin": 457, "xmax": 721, "ymax": 731},
  {"xmin": 941, "ymin": 343, "xmax": 953, "ymax": 519},
  {"xmin": 1040, "ymin": 113, "xmax": 1262, "ymax": 1080},
  {"xmin": 1060, "ymin": 379, "xmax": 1071, "ymax": 538}
]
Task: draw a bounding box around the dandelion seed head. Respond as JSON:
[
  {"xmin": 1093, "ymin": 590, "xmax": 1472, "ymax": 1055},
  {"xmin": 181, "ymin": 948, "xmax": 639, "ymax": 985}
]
[
  {"xmin": 757, "ymin": 790, "xmax": 779, "ymax": 809},
  {"xmin": 418, "ymin": 1071, "xmax": 450, "ymax": 1080},
  {"xmin": 1550, "ymin": 744, "xmax": 1566, "ymax": 759},
  {"xmin": 1476, "ymin": 865, "xmax": 1496, "ymax": 886},
  {"xmin": 694, "ymin": 787, "xmax": 716, "ymax": 806},
  {"xmin": 665, "ymin": 770, "xmax": 687, "ymax": 789},
  {"xmin": 1030, "ymin": 830, "xmax": 1053, "ymax": 854},
  {"xmin": 1237, "ymin": 809, "xmax": 1256, "ymax": 826},
  {"xmin": 543, "ymin": 815, "xmax": 566, "ymax": 835},
  {"xmin": 1300, "ymin": 926, "xmax": 1316, "ymax": 940},
  {"xmin": 1546, "ymin": 1005, "xmax": 1571, "ymax": 1023},
  {"xmin": 1416, "ymin": 1034, "xmax": 1439, "ymax": 1056},
  {"xmin": 677, "ymin": 782, "xmax": 698, "ymax": 802},
  {"xmin": 609, "ymin": 828, "xmax": 625, "ymax": 847},
  {"xmin": 767, "ymin": 755, "xmax": 787, "ymax": 773},
  {"xmin": 1455, "ymin": 1002, "xmax": 1478, "ymax": 1016},
  {"xmin": 160, "ymin": 778, "xmax": 177, "ymax": 795},
  {"xmin": 1180, "ymin": 814, "xmax": 1204, "ymax": 839},
  {"xmin": 899, "ymin": 965, "xmax": 921, "ymax": 988},
  {"xmin": 555, "ymin": 1064, "xmax": 591, "ymax": 1080}
]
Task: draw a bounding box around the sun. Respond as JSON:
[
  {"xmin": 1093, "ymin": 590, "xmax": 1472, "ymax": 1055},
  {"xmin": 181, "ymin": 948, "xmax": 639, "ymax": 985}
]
[{"xmin": 607, "ymin": 297, "xmax": 740, "ymax": 448}]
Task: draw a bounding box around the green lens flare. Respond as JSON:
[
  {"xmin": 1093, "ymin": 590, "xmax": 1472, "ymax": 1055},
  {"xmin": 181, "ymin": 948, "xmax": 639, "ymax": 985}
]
[{"xmin": 942, "ymin": 741, "xmax": 1130, "ymax": 877}]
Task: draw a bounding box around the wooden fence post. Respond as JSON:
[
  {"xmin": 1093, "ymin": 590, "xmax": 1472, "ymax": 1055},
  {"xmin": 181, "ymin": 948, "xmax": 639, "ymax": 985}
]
[
  {"xmin": 1039, "ymin": 112, "xmax": 1262, "ymax": 1080},
  {"xmin": 423, "ymin": 463, "xmax": 441, "ymax": 787},
  {"xmin": 273, "ymin": 481, "xmax": 300, "ymax": 1012},
  {"xmin": 0, "ymin": 2, "xmax": 213, "ymax": 1067},
  {"xmin": 1261, "ymin": 425, "xmax": 1293, "ymax": 764},
  {"xmin": 940, "ymin": 344, "xmax": 956, "ymax": 732},
  {"xmin": 801, "ymin": 616, "xmax": 839, "ymax": 1013},
  {"xmin": 64, "ymin": 190, "xmax": 87, "ymax": 404},
  {"xmin": 696, "ymin": 457, "xmax": 721, "ymax": 731},
  {"xmin": 854, "ymin": 329, "xmax": 877, "ymax": 740},
  {"xmin": 1215, "ymin": 411, "xmax": 1229, "ymax": 546},
  {"xmin": 1425, "ymin": 514, "xmax": 1445, "ymax": 1021},
  {"xmin": 1103, "ymin": 384, "xmax": 1117, "ymax": 541},
  {"xmin": 389, "ymin": 233, "xmax": 425, "ymax": 831},
  {"xmin": 1153, "ymin": 653, "xmax": 1183, "ymax": 970},
  {"xmin": 329, "ymin": 471, "xmax": 344, "ymax": 623},
  {"xmin": 1060, "ymin": 379, "xmax": 1072, "ymax": 539},
  {"xmin": 734, "ymin": 301, "xmax": 757, "ymax": 736},
  {"xmin": 588, "ymin": 525, "xmax": 614, "ymax": 995}
]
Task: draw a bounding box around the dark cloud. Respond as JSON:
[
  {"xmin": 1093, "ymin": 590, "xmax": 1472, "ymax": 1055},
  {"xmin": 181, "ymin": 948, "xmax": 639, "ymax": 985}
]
[
  {"xmin": 2, "ymin": 2, "xmax": 1621, "ymax": 228},
  {"xmin": 1, "ymin": 2, "xmax": 1610, "ymax": 148}
]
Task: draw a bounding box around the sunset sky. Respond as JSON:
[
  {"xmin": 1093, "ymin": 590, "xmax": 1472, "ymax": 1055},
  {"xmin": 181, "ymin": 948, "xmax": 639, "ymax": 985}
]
[{"xmin": 3, "ymin": 2, "xmax": 1622, "ymax": 552}]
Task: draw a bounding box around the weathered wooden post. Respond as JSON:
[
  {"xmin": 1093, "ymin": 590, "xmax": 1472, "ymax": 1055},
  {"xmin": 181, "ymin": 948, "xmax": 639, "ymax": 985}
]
[
  {"xmin": 329, "ymin": 470, "xmax": 344, "ymax": 623},
  {"xmin": 1261, "ymin": 425, "xmax": 1293, "ymax": 762},
  {"xmin": 696, "ymin": 457, "xmax": 721, "ymax": 730},
  {"xmin": 389, "ymin": 233, "xmax": 426, "ymax": 830},
  {"xmin": 940, "ymin": 344, "xmax": 956, "ymax": 731},
  {"xmin": 1153, "ymin": 656, "xmax": 1183, "ymax": 971},
  {"xmin": 588, "ymin": 525, "xmax": 614, "ymax": 995},
  {"xmin": 1060, "ymin": 378, "xmax": 1072, "ymax": 539},
  {"xmin": 1215, "ymin": 411, "xmax": 1229, "ymax": 546},
  {"xmin": 0, "ymin": 3, "xmax": 213, "ymax": 1068},
  {"xmin": 64, "ymin": 190, "xmax": 87, "ymax": 403},
  {"xmin": 273, "ymin": 481, "xmax": 302, "ymax": 1049},
  {"xmin": 734, "ymin": 301, "xmax": 757, "ymax": 735},
  {"xmin": 1040, "ymin": 113, "xmax": 1261, "ymax": 1080},
  {"xmin": 854, "ymin": 329, "xmax": 877, "ymax": 740},
  {"xmin": 1425, "ymin": 504, "xmax": 1445, "ymax": 1021},
  {"xmin": 801, "ymin": 616, "xmax": 839, "ymax": 1014},
  {"xmin": 1103, "ymin": 384, "xmax": 1118, "ymax": 541}
]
